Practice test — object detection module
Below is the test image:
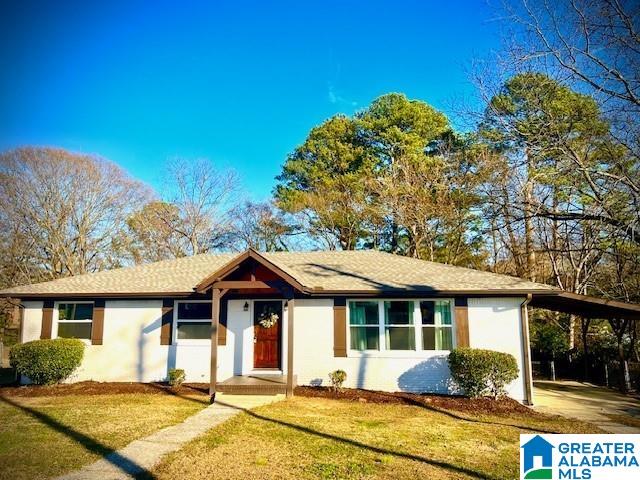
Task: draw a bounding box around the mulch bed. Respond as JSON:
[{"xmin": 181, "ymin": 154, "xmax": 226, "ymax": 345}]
[
  {"xmin": 0, "ymin": 381, "xmax": 533, "ymax": 416},
  {"xmin": 294, "ymin": 386, "xmax": 535, "ymax": 415},
  {"xmin": 0, "ymin": 381, "xmax": 210, "ymax": 398}
]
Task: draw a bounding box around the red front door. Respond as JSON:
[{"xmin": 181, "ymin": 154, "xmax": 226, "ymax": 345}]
[{"xmin": 253, "ymin": 301, "xmax": 282, "ymax": 369}]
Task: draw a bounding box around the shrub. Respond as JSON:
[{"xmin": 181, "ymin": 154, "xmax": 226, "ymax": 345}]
[
  {"xmin": 9, "ymin": 338, "xmax": 84, "ymax": 385},
  {"xmin": 328, "ymin": 369, "xmax": 347, "ymax": 392},
  {"xmin": 168, "ymin": 368, "xmax": 186, "ymax": 387},
  {"xmin": 448, "ymin": 348, "xmax": 519, "ymax": 398}
]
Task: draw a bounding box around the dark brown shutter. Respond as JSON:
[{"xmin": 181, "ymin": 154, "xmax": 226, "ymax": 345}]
[
  {"xmin": 454, "ymin": 298, "xmax": 469, "ymax": 348},
  {"xmin": 91, "ymin": 300, "xmax": 105, "ymax": 345},
  {"xmin": 13, "ymin": 301, "xmax": 23, "ymax": 343},
  {"xmin": 333, "ymin": 298, "xmax": 347, "ymax": 357},
  {"xmin": 160, "ymin": 299, "xmax": 173, "ymax": 345},
  {"xmin": 218, "ymin": 299, "xmax": 227, "ymax": 346},
  {"xmin": 41, "ymin": 300, "xmax": 54, "ymax": 339}
]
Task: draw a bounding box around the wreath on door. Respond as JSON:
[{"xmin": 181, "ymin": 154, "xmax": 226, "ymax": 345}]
[{"xmin": 258, "ymin": 306, "xmax": 279, "ymax": 329}]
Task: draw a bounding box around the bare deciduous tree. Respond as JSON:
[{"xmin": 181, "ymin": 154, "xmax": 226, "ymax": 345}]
[
  {"xmin": 230, "ymin": 201, "xmax": 299, "ymax": 252},
  {"xmin": 165, "ymin": 158, "xmax": 239, "ymax": 255},
  {"xmin": 501, "ymin": 0, "xmax": 640, "ymax": 243},
  {"xmin": 508, "ymin": 0, "xmax": 639, "ymax": 110},
  {"xmin": 124, "ymin": 201, "xmax": 188, "ymax": 263},
  {"xmin": 0, "ymin": 147, "xmax": 151, "ymax": 283},
  {"xmin": 125, "ymin": 158, "xmax": 239, "ymax": 262}
]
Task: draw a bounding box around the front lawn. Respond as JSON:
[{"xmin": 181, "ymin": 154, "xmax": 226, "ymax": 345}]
[
  {"xmin": 150, "ymin": 393, "xmax": 600, "ymax": 480},
  {"xmin": 0, "ymin": 384, "xmax": 208, "ymax": 480}
]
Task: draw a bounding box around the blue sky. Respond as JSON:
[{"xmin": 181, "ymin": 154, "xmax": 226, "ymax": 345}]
[{"xmin": 0, "ymin": 0, "xmax": 502, "ymax": 200}]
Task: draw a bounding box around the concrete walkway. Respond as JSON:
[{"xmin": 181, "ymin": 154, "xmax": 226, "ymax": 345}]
[
  {"xmin": 534, "ymin": 380, "xmax": 640, "ymax": 433},
  {"xmin": 57, "ymin": 393, "xmax": 283, "ymax": 480}
]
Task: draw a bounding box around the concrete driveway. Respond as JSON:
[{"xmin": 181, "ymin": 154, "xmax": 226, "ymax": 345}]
[{"xmin": 534, "ymin": 380, "xmax": 640, "ymax": 433}]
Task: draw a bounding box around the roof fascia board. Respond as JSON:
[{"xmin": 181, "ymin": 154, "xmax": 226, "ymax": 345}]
[{"xmin": 3, "ymin": 288, "xmax": 561, "ymax": 300}]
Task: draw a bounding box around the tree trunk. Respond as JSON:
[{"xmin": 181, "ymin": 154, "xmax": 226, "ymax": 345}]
[
  {"xmin": 568, "ymin": 314, "xmax": 577, "ymax": 351},
  {"xmin": 609, "ymin": 318, "xmax": 630, "ymax": 392},
  {"xmin": 581, "ymin": 318, "xmax": 591, "ymax": 381},
  {"xmin": 630, "ymin": 321, "xmax": 639, "ymax": 362},
  {"xmin": 617, "ymin": 339, "xmax": 625, "ymax": 391},
  {"xmin": 390, "ymin": 222, "xmax": 399, "ymax": 254},
  {"xmin": 524, "ymin": 154, "xmax": 536, "ymax": 282}
]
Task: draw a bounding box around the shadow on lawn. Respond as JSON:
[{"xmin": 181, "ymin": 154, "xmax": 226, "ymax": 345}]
[
  {"xmin": 145, "ymin": 382, "xmax": 210, "ymax": 406},
  {"xmin": 0, "ymin": 395, "xmax": 156, "ymax": 479},
  {"xmin": 215, "ymin": 399, "xmax": 496, "ymax": 480},
  {"xmin": 373, "ymin": 391, "xmax": 562, "ymax": 434}
]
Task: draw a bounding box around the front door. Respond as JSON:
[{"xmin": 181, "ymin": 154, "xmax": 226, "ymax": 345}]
[{"xmin": 253, "ymin": 300, "xmax": 282, "ymax": 369}]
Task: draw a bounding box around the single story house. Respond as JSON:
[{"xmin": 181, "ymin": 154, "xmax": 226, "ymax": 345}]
[{"xmin": 2, "ymin": 249, "xmax": 639, "ymax": 403}]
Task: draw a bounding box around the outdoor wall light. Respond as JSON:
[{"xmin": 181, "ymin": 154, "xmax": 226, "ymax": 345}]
[{"xmin": 243, "ymin": 301, "xmax": 249, "ymax": 311}]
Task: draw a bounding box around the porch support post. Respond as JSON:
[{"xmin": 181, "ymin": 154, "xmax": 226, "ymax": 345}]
[
  {"xmin": 210, "ymin": 288, "xmax": 221, "ymax": 401},
  {"xmin": 286, "ymin": 297, "xmax": 295, "ymax": 397}
]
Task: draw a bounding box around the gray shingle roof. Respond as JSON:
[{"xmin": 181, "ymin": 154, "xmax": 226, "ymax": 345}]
[{"xmin": 0, "ymin": 250, "xmax": 557, "ymax": 297}]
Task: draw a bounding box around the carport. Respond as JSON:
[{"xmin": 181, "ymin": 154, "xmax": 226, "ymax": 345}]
[
  {"xmin": 526, "ymin": 291, "xmax": 640, "ymax": 405},
  {"xmin": 530, "ymin": 291, "xmax": 640, "ymax": 321}
]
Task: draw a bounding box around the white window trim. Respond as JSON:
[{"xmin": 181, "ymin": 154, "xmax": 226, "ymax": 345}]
[
  {"xmin": 346, "ymin": 298, "xmax": 456, "ymax": 358},
  {"xmin": 53, "ymin": 301, "xmax": 94, "ymax": 344},
  {"xmin": 173, "ymin": 300, "xmax": 212, "ymax": 345}
]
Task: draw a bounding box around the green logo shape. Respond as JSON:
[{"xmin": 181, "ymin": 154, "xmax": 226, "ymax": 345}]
[{"xmin": 524, "ymin": 468, "xmax": 552, "ymax": 479}]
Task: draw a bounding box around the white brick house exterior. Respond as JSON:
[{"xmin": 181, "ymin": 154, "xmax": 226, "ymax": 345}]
[
  {"xmin": 18, "ymin": 294, "xmax": 529, "ymax": 401},
  {"xmin": 13, "ymin": 249, "xmax": 636, "ymax": 404}
]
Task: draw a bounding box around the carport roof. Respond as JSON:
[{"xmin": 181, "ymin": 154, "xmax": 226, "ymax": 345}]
[{"xmin": 530, "ymin": 291, "xmax": 640, "ymax": 320}]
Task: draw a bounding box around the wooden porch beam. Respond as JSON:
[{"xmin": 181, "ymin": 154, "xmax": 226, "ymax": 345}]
[
  {"xmin": 212, "ymin": 280, "xmax": 273, "ymax": 290},
  {"xmin": 286, "ymin": 298, "xmax": 295, "ymax": 397},
  {"xmin": 209, "ymin": 288, "xmax": 221, "ymax": 401}
]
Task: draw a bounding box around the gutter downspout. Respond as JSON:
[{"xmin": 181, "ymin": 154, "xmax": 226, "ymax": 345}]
[{"xmin": 520, "ymin": 294, "xmax": 534, "ymax": 405}]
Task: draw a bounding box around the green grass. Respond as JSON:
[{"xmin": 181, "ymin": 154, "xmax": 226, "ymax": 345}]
[
  {"xmin": 0, "ymin": 392, "xmax": 208, "ymax": 480},
  {"xmin": 150, "ymin": 397, "xmax": 601, "ymax": 480}
]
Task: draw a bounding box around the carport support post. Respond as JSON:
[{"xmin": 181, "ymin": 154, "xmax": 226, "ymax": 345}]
[
  {"xmin": 520, "ymin": 294, "xmax": 534, "ymax": 405},
  {"xmin": 209, "ymin": 288, "xmax": 221, "ymax": 401},
  {"xmin": 286, "ymin": 297, "xmax": 295, "ymax": 397}
]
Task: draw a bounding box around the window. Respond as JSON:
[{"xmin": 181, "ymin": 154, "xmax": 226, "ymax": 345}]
[
  {"xmin": 57, "ymin": 303, "xmax": 93, "ymax": 339},
  {"xmin": 176, "ymin": 302, "xmax": 211, "ymax": 340},
  {"xmin": 420, "ymin": 301, "xmax": 453, "ymax": 350},
  {"xmin": 384, "ymin": 301, "xmax": 415, "ymax": 350},
  {"xmin": 349, "ymin": 301, "xmax": 379, "ymax": 350},
  {"xmin": 347, "ymin": 298, "xmax": 455, "ymax": 353}
]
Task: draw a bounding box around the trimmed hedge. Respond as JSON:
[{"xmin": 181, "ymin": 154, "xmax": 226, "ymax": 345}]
[
  {"xmin": 448, "ymin": 348, "xmax": 519, "ymax": 398},
  {"xmin": 9, "ymin": 338, "xmax": 84, "ymax": 385}
]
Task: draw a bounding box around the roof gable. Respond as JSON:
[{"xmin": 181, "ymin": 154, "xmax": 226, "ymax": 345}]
[{"xmin": 195, "ymin": 249, "xmax": 306, "ymax": 293}]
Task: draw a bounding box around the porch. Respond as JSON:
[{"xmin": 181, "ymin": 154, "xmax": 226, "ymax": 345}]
[
  {"xmin": 217, "ymin": 374, "xmax": 295, "ymax": 395},
  {"xmin": 195, "ymin": 250, "xmax": 302, "ymax": 399}
]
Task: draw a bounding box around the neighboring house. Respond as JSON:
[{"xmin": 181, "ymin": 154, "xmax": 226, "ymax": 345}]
[{"xmin": 1, "ymin": 249, "xmax": 639, "ymax": 403}]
